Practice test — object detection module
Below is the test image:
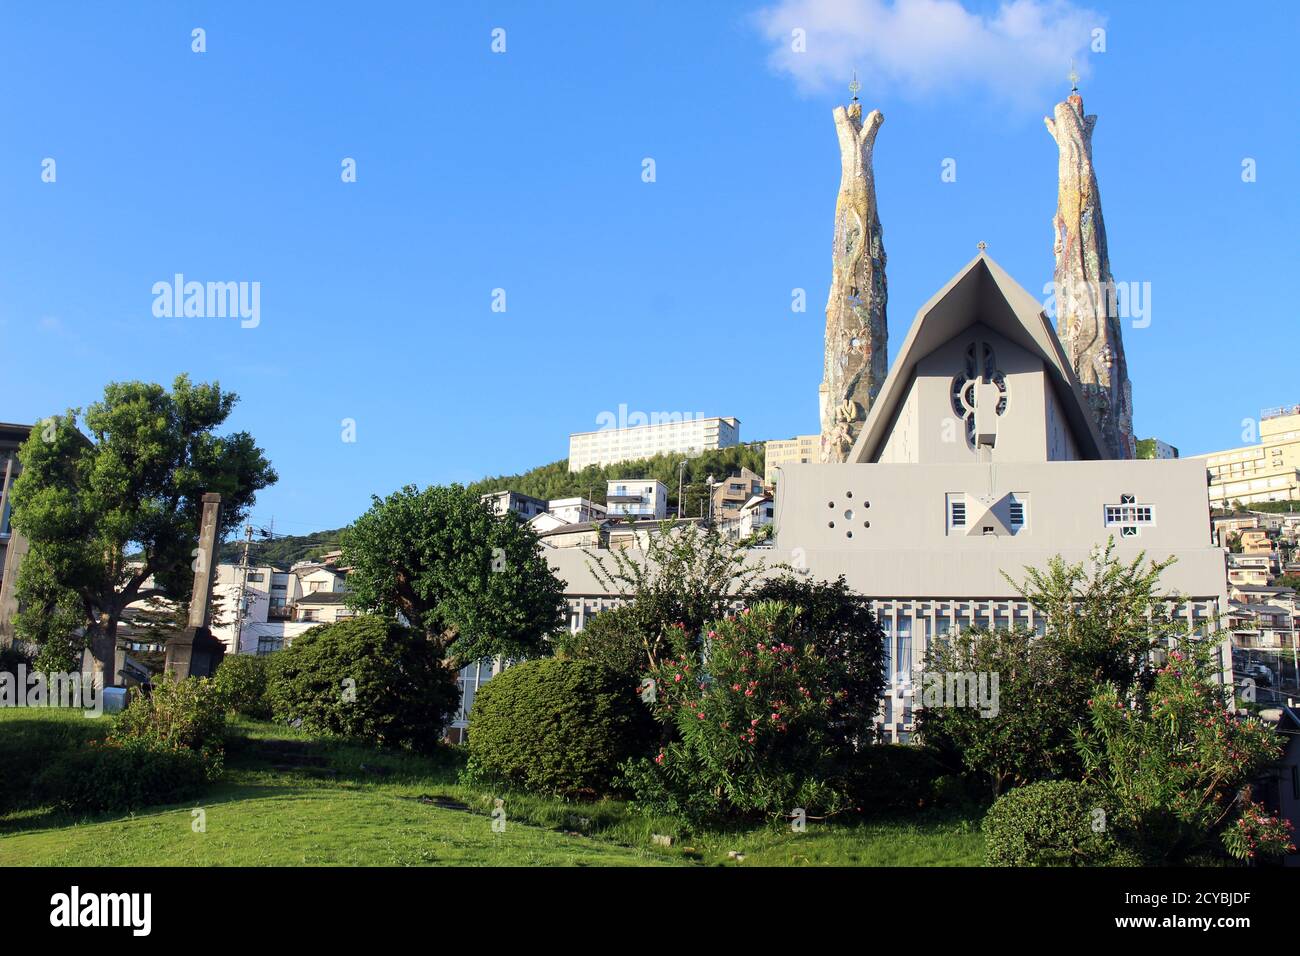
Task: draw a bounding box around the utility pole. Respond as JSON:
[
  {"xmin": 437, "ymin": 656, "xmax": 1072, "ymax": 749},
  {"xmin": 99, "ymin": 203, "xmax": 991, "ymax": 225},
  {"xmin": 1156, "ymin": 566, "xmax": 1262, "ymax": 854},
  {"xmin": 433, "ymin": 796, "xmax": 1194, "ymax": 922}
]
[
  {"xmin": 231, "ymin": 524, "xmax": 253, "ymax": 656},
  {"xmin": 677, "ymin": 460, "xmax": 687, "ymax": 519}
]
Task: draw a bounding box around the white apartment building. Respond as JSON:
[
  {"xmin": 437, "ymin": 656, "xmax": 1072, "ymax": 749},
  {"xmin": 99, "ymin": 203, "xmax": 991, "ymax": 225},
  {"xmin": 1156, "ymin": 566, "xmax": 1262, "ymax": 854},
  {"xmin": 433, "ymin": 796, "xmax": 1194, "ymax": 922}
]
[
  {"xmin": 547, "ymin": 497, "xmax": 607, "ymax": 524},
  {"xmin": 605, "ymin": 479, "xmax": 668, "ymax": 519},
  {"xmin": 568, "ymin": 416, "xmax": 740, "ymax": 472},
  {"xmin": 211, "ymin": 562, "xmax": 350, "ymax": 655},
  {"xmin": 480, "ymin": 490, "xmax": 548, "ymax": 520}
]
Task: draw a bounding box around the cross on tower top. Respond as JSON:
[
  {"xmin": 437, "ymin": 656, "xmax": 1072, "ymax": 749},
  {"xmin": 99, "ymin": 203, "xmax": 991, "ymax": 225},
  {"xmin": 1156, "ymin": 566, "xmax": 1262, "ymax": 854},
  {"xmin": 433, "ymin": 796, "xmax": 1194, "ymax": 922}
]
[
  {"xmin": 849, "ymin": 70, "xmax": 860, "ymax": 103},
  {"xmin": 977, "ymin": 240, "xmax": 987, "ymax": 252},
  {"xmin": 1068, "ymin": 59, "xmax": 1080, "ymax": 93}
]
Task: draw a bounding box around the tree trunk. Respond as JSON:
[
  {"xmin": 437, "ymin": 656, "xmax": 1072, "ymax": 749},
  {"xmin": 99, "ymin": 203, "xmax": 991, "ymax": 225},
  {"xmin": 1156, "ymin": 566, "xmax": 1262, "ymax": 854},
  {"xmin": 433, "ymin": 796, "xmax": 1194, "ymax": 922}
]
[{"xmin": 87, "ymin": 616, "xmax": 118, "ymax": 687}]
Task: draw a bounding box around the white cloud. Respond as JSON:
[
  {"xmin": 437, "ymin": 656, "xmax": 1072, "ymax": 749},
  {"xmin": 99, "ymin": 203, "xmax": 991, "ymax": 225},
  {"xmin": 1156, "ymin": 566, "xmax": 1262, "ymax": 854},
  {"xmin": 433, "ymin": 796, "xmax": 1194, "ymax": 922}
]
[{"xmin": 757, "ymin": 0, "xmax": 1104, "ymax": 107}]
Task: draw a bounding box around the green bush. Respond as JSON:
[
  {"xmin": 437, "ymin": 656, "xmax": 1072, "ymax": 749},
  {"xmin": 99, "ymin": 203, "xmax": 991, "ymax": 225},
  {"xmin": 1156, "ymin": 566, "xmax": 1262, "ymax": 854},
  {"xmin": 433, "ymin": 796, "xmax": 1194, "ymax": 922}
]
[
  {"xmin": 266, "ymin": 615, "xmax": 459, "ymax": 753},
  {"xmin": 33, "ymin": 737, "xmax": 209, "ymax": 813},
  {"xmin": 553, "ymin": 604, "xmax": 660, "ymax": 682},
  {"xmin": 983, "ymin": 780, "xmax": 1118, "ymax": 866},
  {"xmin": 0, "ymin": 644, "xmax": 32, "ymax": 677},
  {"xmin": 111, "ymin": 675, "xmax": 227, "ymax": 780},
  {"xmin": 213, "ymin": 653, "xmax": 273, "ymax": 718},
  {"xmin": 845, "ymin": 744, "xmax": 957, "ymax": 814},
  {"xmin": 465, "ymin": 658, "xmax": 654, "ymax": 798},
  {"xmin": 624, "ymin": 602, "xmax": 851, "ymax": 824}
]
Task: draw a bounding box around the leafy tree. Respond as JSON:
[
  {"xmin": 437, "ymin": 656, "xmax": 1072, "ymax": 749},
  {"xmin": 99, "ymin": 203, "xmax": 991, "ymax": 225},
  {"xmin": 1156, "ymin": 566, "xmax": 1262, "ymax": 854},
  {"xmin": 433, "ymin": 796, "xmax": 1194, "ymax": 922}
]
[
  {"xmin": 554, "ymin": 602, "xmax": 663, "ymax": 680},
  {"xmin": 1077, "ymin": 642, "xmax": 1292, "ymax": 864},
  {"xmin": 583, "ymin": 520, "xmax": 767, "ymax": 670},
  {"xmin": 1009, "ymin": 539, "xmax": 1179, "ymax": 696},
  {"xmin": 918, "ymin": 626, "xmax": 1066, "ymax": 797},
  {"xmin": 339, "ymin": 484, "xmax": 566, "ymax": 666},
  {"xmin": 921, "ymin": 541, "xmax": 1188, "ymax": 796},
  {"xmin": 9, "ymin": 376, "xmax": 276, "ymax": 681},
  {"xmin": 11, "ymin": 548, "xmax": 85, "ymax": 672}
]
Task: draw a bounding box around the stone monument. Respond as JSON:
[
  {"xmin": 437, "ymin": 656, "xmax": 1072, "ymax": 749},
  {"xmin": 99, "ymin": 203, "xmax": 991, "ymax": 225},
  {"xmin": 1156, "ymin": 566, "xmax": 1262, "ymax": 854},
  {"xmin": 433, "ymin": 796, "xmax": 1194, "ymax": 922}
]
[
  {"xmin": 163, "ymin": 492, "xmax": 227, "ymax": 679},
  {"xmin": 1045, "ymin": 73, "xmax": 1135, "ymax": 459},
  {"xmin": 820, "ymin": 73, "xmax": 888, "ymax": 463}
]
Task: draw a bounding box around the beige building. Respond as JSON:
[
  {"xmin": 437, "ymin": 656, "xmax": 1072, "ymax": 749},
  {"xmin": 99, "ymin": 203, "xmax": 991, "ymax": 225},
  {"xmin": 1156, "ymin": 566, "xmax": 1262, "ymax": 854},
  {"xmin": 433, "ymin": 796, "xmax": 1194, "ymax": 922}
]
[
  {"xmin": 711, "ymin": 467, "xmax": 765, "ymax": 522},
  {"xmin": 1193, "ymin": 407, "xmax": 1300, "ymax": 508},
  {"xmin": 545, "ymin": 254, "xmax": 1230, "ymax": 742},
  {"xmin": 568, "ymin": 416, "xmax": 739, "ymax": 473},
  {"xmin": 765, "ymin": 434, "xmax": 819, "ymax": 485}
]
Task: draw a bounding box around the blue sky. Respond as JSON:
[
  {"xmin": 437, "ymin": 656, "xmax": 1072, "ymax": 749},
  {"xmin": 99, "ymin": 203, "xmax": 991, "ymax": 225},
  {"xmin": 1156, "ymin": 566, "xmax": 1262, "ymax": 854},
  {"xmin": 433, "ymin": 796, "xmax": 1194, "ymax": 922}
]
[{"xmin": 2, "ymin": 1, "xmax": 1296, "ymax": 534}]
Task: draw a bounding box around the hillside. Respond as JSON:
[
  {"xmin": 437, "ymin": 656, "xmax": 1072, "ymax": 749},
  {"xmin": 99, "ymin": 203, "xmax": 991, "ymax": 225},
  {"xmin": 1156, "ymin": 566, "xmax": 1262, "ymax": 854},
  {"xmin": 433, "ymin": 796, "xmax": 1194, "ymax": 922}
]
[
  {"xmin": 222, "ymin": 444, "xmax": 768, "ymax": 566},
  {"xmin": 223, "ymin": 443, "xmax": 771, "ymax": 566},
  {"xmin": 464, "ymin": 443, "xmax": 768, "ymax": 517},
  {"xmin": 218, "ymin": 528, "xmax": 344, "ymax": 569}
]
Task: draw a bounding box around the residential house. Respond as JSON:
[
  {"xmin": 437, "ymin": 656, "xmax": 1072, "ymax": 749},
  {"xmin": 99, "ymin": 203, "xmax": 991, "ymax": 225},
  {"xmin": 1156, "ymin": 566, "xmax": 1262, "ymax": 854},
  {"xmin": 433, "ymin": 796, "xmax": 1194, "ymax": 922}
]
[
  {"xmin": 711, "ymin": 467, "xmax": 766, "ymax": 522},
  {"xmin": 605, "ymin": 479, "xmax": 668, "ymax": 519}
]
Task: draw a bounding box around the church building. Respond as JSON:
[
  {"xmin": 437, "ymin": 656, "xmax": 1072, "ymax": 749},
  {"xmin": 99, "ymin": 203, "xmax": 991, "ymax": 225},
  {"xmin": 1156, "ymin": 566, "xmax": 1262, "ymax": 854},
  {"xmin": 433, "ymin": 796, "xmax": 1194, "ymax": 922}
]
[{"xmin": 548, "ymin": 85, "xmax": 1229, "ymax": 742}]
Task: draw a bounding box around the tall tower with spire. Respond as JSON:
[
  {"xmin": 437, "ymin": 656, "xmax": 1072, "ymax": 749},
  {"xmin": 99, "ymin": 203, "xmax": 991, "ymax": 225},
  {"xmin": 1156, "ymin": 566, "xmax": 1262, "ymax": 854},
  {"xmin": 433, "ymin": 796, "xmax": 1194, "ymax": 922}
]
[
  {"xmin": 819, "ymin": 75, "xmax": 888, "ymax": 463},
  {"xmin": 1045, "ymin": 74, "xmax": 1135, "ymax": 459}
]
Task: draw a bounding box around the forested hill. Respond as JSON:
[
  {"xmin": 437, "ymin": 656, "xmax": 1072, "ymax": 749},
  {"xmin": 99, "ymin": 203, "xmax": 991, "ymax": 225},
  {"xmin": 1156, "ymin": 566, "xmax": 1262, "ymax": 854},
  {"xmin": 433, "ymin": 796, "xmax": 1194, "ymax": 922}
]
[
  {"xmin": 221, "ymin": 442, "xmax": 767, "ymax": 567},
  {"xmin": 464, "ymin": 442, "xmax": 767, "ymax": 515},
  {"xmin": 218, "ymin": 528, "xmax": 344, "ymax": 568}
]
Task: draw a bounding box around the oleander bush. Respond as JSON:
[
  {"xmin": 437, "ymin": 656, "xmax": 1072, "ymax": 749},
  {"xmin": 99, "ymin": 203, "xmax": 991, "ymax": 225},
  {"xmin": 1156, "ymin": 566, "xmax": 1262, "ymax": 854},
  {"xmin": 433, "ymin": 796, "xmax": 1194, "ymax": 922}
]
[{"xmin": 621, "ymin": 601, "xmax": 853, "ymax": 824}]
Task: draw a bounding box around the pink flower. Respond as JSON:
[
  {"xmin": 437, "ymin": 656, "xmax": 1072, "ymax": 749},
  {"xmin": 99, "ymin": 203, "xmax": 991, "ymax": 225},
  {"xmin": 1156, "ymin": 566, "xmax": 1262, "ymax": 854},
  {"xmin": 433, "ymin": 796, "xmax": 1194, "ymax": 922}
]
[{"xmin": 697, "ymin": 712, "xmax": 705, "ymax": 719}]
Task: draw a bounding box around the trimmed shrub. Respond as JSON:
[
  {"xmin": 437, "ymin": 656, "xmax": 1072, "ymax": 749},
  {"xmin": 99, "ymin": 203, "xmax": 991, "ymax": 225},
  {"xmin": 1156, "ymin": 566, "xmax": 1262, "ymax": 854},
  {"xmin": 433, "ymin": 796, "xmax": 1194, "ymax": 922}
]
[
  {"xmin": 213, "ymin": 653, "xmax": 273, "ymax": 719},
  {"xmin": 34, "ymin": 737, "xmax": 209, "ymax": 813},
  {"xmin": 983, "ymin": 780, "xmax": 1118, "ymax": 866},
  {"xmin": 266, "ymin": 615, "xmax": 459, "ymax": 753},
  {"xmin": 465, "ymin": 658, "xmax": 654, "ymax": 798}
]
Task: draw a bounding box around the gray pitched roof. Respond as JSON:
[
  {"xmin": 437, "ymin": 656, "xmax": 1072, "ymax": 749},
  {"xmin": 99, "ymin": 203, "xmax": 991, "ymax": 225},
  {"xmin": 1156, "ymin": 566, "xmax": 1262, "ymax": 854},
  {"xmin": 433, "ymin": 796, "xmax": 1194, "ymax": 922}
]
[
  {"xmin": 849, "ymin": 253, "xmax": 1106, "ymax": 463},
  {"xmin": 296, "ymin": 591, "xmax": 350, "ymax": 605}
]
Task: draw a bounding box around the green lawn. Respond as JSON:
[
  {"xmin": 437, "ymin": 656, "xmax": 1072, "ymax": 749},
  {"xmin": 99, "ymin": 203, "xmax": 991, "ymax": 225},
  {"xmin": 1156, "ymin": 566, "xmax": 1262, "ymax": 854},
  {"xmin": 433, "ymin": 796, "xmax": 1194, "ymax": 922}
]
[{"xmin": 0, "ymin": 709, "xmax": 985, "ymax": 866}]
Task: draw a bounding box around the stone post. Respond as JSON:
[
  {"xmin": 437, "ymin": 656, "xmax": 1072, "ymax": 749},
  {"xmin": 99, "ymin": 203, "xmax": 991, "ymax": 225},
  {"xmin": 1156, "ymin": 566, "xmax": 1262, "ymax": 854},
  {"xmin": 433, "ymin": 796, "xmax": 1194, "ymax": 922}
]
[{"xmin": 164, "ymin": 492, "xmax": 227, "ymax": 679}]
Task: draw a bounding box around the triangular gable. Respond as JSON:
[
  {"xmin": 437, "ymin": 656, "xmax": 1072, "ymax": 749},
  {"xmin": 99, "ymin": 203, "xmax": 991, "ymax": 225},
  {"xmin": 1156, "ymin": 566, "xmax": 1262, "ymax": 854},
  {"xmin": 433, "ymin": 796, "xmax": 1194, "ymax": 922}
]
[{"xmin": 849, "ymin": 253, "xmax": 1106, "ymax": 463}]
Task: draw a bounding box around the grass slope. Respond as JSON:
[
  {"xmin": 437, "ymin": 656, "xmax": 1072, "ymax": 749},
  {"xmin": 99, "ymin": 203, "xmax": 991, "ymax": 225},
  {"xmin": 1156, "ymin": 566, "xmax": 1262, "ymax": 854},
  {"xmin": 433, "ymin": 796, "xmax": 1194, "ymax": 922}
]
[{"xmin": 0, "ymin": 710, "xmax": 984, "ymax": 867}]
